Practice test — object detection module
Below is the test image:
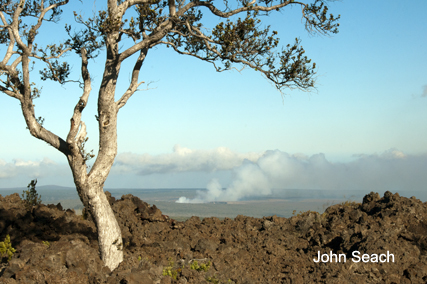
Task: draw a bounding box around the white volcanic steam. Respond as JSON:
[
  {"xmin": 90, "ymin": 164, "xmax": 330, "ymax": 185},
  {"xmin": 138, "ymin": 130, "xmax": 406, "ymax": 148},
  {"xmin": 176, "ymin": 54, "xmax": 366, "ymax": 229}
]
[
  {"xmin": 176, "ymin": 149, "xmax": 427, "ymax": 203},
  {"xmin": 176, "ymin": 161, "xmax": 271, "ymax": 203}
]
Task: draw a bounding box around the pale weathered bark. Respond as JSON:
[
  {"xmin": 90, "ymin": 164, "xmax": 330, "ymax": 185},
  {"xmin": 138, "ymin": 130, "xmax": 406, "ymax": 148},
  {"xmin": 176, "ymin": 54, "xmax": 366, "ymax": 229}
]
[
  {"xmin": 79, "ymin": 183, "xmax": 123, "ymax": 270},
  {"xmin": 88, "ymin": 188, "xmax": 123, "ymax": 270},
  {"xmin": 66, "ymin": 146, "xmax": 124, "ymax": 271}
]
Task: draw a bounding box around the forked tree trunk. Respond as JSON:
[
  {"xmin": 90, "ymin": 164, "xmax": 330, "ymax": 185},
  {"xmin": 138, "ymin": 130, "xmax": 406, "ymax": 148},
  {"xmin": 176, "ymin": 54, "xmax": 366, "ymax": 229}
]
[{"xmin": 80, "ymin": 41, "xmax": 124, "ymax": 270}]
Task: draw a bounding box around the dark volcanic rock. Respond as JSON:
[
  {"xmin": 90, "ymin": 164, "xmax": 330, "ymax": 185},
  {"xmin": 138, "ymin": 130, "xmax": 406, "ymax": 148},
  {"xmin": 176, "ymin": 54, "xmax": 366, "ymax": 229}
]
[{"xmin": 1, "ymin": 191, "xmax": 427, "ymax": 283}]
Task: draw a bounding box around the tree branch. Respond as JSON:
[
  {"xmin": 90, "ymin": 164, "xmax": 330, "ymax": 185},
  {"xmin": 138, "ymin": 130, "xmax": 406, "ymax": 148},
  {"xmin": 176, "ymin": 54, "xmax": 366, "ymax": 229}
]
[
  {"xmin": 118, "ymin": 18, "xmax": 173, "ymax": 62},
  {"xmin": 8, "ymin": 0, "xmax": 28, "ymax": 52},
  {"xmin": 118, "ymin": 0, "xmax": 161, "ymax": 17},
  {"xmin": 0, "ymin": 12, "xmax": 16, "ymax": 65},
  {"xmin": 168, "ymin": 0, "xmax": 176, "ymax": 17},
  {"xmin": 66, "ymin": 48, "xmax": 91, "ymax": 148},
  {"xmin": 117, "ymin": 48, "xmax": 147, "ymax": 110},
  {"xmin": 164, "ymin": 12, "xmax": 317, "ymax": 91},
  {"xmin": 156, "ymin": 40, "xmax": 232, "ymax": 73},
  {"xmin": 27, "ymin": 0, "xmax": 69, "ymax": 48},
  {"xmin": 178, "ymin": 0, "xmax": 294, "ymax": 19},
  {"xmin": 18, "ymin": 50, "xmax": 71, "ymax": 156},
  {"xmin": 0, "ymin": 1, "xmax": 76, "ymax": 157},
  {"xmin": 0, "ymin": 84, "xmax": 21, "ymax": 100}
]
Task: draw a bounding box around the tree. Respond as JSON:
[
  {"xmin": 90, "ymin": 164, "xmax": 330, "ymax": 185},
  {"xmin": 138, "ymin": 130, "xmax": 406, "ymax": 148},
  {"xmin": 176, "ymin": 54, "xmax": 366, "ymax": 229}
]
[
  {"xmin": 21, "ymin": 179, "xmax": 42, "ymax": 209},
  {"xmin": 0, "ymin": 0, "xmax": 340, "ymax": 271}
]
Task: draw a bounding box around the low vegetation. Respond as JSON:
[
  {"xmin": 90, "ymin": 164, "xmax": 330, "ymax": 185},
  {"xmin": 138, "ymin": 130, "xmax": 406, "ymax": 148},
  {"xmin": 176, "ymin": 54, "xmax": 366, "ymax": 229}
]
[
  {"xmin": 162, "ymin": 258, "xmax": 215, "ymax": 281},
  {"xmin": 0, "ymin": 235, "xmax": 16, "ymax": 262},
  {"xmin": 162, "ymin": 258, "xmax": 180, "ymax": 280},
  {"xmin": 190, "ymin": 260, "xmax": 211, "ymax": 272}
]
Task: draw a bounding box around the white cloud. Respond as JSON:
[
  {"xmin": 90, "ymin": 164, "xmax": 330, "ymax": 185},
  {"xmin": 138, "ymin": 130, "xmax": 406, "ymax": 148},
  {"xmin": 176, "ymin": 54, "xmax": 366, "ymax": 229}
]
[
  {"xmin": 0, "ymin": 158, "xmax": 69, "ymax": 185},
  {"xmin": 113, "ymin": 144, "xmax": 264, "ymax": 175},
  {"xmin": 13, "ymin": 157, "xmax": 56, "ymax": 167}
]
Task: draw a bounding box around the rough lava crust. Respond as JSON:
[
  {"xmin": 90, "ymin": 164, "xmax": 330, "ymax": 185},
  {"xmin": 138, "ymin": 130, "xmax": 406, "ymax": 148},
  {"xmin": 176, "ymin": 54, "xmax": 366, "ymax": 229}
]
[{"xmin": 1, "ymin": 191, "xmax": 427, "ymax": 283}]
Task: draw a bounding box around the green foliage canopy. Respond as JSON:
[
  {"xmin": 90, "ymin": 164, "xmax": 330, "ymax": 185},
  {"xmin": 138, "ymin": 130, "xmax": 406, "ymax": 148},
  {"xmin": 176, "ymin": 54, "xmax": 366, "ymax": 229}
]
[{"xmin": 1, "ymin": 0, "xmax": 340, "ymax": 102}]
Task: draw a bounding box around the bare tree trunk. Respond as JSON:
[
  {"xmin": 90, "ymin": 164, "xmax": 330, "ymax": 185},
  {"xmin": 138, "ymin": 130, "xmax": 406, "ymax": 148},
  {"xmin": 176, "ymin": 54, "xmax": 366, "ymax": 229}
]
[
  {"xmin": 71, "ymin": 172, "xmax": 123, "ymax": 271},
  {"xmin": 68, "ymin": 155, "xmax": 124, "ymax": 271},
  {"xmin": 81, "ymin": 183, "xmax": 123, "ymax": 271}
]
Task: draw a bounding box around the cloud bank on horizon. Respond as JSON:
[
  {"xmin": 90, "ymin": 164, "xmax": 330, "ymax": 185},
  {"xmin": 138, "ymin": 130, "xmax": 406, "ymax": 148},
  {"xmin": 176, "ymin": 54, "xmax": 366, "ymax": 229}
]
[
  {"xmin": 1, "ymin": 146, "xmax": 426, "ymax": 203},
  {"xmin": 113, "ymin": 145, "xmax": 264, "ymax": 174},
  {"xmin": 0, "ymin": 158, "xmax": 72, "ymax": 186},
  {"xmin": 177, "ymin": 148, "xmax": 427, "ymax": 203}
]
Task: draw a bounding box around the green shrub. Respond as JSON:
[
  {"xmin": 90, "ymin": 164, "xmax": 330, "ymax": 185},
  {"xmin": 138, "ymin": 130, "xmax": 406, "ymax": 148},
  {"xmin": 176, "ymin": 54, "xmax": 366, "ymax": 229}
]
[
  {"xmin": 0, "ymin": 235, "xmax": 16, "ymax": 262},
  {"xmin": 206, "ymin": 276, "xmax": 220, "ymax": 284},
  {"xmin": 22, "ymin": 179, "xmax": 42, "ymax": 209},
  {"xmin": 162, "ymin": 258, "xmax": 212, "ymax": 280},
  {"xmin": 162, "ymin": 258, "xmax": 178, "ymax": 280},
  {"xmin": 190, "ymin": 260, "xmax": 211, "ymax": 272}
]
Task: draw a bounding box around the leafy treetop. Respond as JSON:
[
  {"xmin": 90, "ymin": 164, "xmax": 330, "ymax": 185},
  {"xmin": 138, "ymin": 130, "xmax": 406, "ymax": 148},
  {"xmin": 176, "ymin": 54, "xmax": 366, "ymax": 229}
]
[{"xmin": 1, "ymin": 0, "xmax": 340, "ymax": 102}]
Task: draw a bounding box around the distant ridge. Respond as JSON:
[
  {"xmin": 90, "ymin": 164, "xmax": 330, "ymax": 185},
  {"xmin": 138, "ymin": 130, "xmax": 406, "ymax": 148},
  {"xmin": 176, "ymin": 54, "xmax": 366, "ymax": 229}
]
[
  {"xmin": 1, "ymin": 186, "xmax": 426, "ymax": 203},
  {"xmin": 0, "ymin": 185, "xmax": 75, "ymax": 191}
]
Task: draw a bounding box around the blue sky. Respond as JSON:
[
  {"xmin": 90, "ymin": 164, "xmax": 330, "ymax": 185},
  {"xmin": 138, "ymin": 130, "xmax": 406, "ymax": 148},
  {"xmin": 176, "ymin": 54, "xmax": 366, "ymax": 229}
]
[{"xmin": 1, "ymin": 0, "xmax": 426, "ymax": 201}]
